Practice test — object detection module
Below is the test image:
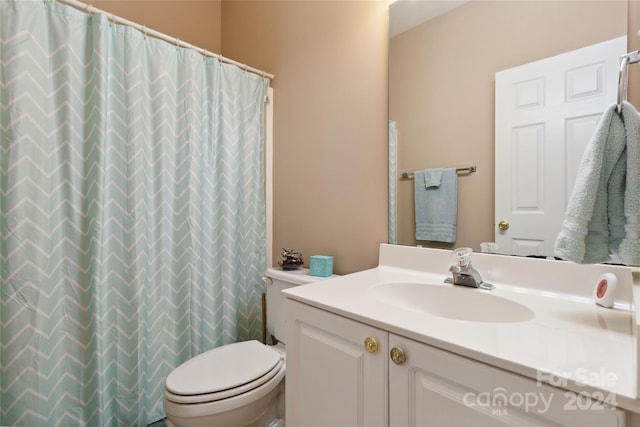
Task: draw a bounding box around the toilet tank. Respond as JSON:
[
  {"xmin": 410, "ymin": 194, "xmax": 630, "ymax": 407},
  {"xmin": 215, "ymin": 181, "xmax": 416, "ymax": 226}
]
[{"xmin": 265, "ymin": 268, "xmax": 335, "ymax": 344}]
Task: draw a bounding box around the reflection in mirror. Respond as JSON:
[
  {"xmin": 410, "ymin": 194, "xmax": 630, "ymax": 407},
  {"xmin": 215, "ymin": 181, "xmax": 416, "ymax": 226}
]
[
  {"xmin": 389, "ymin": 0, "xmax": 627, "ymax": 256},
  {"xmin": 494, "ymin": 37, "xmax": 626, "ymax": 256}
]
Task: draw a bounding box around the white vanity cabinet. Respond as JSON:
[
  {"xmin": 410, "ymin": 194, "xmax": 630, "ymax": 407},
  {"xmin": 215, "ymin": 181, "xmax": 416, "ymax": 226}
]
[
  {"xmin": 389, "ymin": 334, "xmax": 626, "ymax": 427},
  {"xmin": 286, "ymin": 300, "xmax": 388, "ymax": 427},
  {"xmin": 287, "ymin": 299, "xmax": 627, "ymax": 427}
]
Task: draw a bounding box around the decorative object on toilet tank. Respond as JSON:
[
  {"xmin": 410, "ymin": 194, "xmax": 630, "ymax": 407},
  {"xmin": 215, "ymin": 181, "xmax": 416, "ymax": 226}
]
[
  {"xmin": 278, "ymin": 248, "xmax": 304, "ymax": 270},
  {"xmin": 309, "ymin": 255, "xmax": 334, "ymax": 277}
]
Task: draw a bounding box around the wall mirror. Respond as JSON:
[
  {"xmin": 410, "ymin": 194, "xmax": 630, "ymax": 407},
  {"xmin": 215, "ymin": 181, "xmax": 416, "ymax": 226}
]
[{"xmin": 388, "ymin": 0, "xmax": 628, "ymax": 257}]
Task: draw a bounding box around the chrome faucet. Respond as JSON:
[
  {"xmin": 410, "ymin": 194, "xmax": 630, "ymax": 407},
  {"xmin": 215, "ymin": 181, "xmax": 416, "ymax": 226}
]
[{"xmin": 446, "ymin": 247, "xmax": 494, "ymax": 291}]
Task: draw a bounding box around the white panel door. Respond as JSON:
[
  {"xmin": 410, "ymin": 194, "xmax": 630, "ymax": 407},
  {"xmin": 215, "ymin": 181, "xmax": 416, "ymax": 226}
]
[{"xmin": 495, "ymin": 37, "xmax": 626, "ymax": 257}]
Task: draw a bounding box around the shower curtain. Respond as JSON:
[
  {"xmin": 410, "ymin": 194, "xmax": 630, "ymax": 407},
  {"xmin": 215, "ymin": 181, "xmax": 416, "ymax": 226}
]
[{"xmin": 0, "ymin": 1, "xmax": 268, "ymax": 425}]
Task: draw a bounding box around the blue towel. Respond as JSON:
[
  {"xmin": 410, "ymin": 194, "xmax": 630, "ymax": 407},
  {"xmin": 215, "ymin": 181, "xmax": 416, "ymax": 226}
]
[
  {"xmin": 424, "ymin": 168, "xmax": 442, "ymax": 187},
  {"xmin": 554, "ymin": 102, "xmax": 640, "ymax": 264},
  {"xmin": 415, "ymin": 168, "xmax": 457, "ymax": 243}
]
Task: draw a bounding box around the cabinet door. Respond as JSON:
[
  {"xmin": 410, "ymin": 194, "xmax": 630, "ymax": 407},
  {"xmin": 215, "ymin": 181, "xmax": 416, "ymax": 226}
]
[
  {"xmin": 286, "ymin": 300, "xmax": 388, "ymax": 427},
  {"xmin": 389, "ymin": 334, "xmax": 626, "ymax": 427}
]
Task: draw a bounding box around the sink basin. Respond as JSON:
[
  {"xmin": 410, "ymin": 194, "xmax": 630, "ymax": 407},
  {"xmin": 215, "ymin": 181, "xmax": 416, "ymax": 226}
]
[{"xmin": 369, "ymin": 282, "xmax": 535, "ymax": 323}]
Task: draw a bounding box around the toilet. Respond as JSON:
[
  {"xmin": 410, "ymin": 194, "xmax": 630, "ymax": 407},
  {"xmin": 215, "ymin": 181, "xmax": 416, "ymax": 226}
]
[{"xmin": 163, "ymin": 267, "xmax": 327, "ymax": 427}]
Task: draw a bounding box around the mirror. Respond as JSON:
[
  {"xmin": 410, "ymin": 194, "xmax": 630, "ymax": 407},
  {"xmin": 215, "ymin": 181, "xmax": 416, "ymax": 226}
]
[{"xmin": 388, "ymin": 0, "xmax": 628, "ymax": 256}]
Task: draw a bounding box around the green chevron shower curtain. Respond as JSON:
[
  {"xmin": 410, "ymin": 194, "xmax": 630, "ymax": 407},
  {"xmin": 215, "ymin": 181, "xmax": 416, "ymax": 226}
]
[{"xmin": 0, "ymin": 1, "xmax": 268, "ymax": 425}]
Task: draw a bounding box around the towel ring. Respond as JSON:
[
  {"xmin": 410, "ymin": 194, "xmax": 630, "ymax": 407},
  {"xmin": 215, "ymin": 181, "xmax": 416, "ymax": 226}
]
[{"xmin": 617, "ymin": 55, "xmax": 629, "ymax": 114}]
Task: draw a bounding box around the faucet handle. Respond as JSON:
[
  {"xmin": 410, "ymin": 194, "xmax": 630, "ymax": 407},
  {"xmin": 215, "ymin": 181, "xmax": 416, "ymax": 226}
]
[{"xmin": 452, "ymin": 247, "xmax": 473, "ymax": 267}]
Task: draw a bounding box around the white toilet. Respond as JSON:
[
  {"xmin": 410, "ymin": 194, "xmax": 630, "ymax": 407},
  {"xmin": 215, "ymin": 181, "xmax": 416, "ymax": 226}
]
[{"xmin": 163, "ymin": 268, "xmax": 326, "ymax": 427}]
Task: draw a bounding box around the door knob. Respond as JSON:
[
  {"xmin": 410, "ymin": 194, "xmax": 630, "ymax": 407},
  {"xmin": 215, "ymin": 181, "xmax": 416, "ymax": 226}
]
[
  {"xmin": 390, "ymin": 347, "xmax": 406, "ymax": 365},
  {"xmin": 498, "ymin": 220, "xmax": 509, "ymax": 231},
  {"xmin": 364, "ymin": 337, "xmax": 378, "ymax": 354}
]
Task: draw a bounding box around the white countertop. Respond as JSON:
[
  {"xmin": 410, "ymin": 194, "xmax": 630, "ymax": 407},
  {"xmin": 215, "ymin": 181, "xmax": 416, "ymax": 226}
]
[{"xmin": 283, "ymin": 244, "xmax": 640, "ymax": 412}]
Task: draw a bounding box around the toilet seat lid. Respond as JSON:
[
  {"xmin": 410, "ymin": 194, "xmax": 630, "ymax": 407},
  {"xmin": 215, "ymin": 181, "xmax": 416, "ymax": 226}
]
[{"xmin": 165, "ymin": 340, "xmax": 282, "ymax": 396}]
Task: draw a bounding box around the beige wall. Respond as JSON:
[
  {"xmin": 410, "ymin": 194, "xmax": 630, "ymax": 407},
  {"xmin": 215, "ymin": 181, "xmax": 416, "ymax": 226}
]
[
  {"xmin": 389, "ymin": 0, "xmax": 627, "ymax": 251},
  {"xmin": 92, "ymin": 1, "xmax": 221, "ymax": 53},
  {"xmin": 222, "ymin": 1, "xmax": 390, "ymax": 274}
]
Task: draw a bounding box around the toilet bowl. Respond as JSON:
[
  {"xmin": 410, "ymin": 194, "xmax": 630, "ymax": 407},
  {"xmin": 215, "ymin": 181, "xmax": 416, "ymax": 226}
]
[
  {"xmin": 163, "ymin": 268, "xmax": 330, "ymax": 427},
  {"xmin": 164, "ymin": 340, "xmax": 286, "ymax": 427}
]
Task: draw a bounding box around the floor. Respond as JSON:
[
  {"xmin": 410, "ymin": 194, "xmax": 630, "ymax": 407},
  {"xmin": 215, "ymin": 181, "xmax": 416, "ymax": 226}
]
[{"xmin": 147, "ymin": 418, "xmax": 167, "ymax": 427}]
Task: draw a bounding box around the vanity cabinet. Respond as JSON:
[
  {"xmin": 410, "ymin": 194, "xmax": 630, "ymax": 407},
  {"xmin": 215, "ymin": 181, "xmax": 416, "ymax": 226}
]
[
  {"xmin": 286, "ymin": 300, "xmax": 388, "ymax": 426},
  {"xmin": 389, "ymin": 334, "xmax": 626, "ymax": 427},
  {"xmin": 287, "ymin": 300, "xmax": 627, "ymax": 427}
]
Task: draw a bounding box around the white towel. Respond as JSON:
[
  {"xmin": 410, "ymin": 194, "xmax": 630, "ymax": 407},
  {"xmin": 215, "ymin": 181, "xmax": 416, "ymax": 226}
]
[
  {"xmin": 554, "ymin": 102, "xmax": 640, "ymax": 264},
  {"xmin": 415, "ymin": 168, "xmax": 457, "ymax": 243}
]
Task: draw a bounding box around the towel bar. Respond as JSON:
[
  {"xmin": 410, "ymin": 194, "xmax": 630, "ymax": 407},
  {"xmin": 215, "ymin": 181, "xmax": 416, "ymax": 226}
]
[
  {"xmin": 617, "ymin": 50, "xmax": 639, "ymax": 113},
  {"xmin": 400, "ymin": 165, "xmax": 476, "ymax": 180}
]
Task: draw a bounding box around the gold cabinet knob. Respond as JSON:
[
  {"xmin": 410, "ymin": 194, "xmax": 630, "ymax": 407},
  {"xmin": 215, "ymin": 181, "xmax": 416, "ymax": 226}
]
[
  {"xmin": 390, "ymin": 347, "xmax": 406, "ymax": 365},
  {"xmin": 498, "ymin": 220, "xmax": 509, "ymax": 231},
  {"xmin": 364, "ymin": 337, "xmax": 378, "ymax": 354}
]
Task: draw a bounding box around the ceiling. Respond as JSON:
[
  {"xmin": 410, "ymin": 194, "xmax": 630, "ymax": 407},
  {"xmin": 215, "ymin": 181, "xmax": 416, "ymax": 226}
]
[{"xmin": 389, "ymin": 0, "xmax": 470, "ymax": 38}]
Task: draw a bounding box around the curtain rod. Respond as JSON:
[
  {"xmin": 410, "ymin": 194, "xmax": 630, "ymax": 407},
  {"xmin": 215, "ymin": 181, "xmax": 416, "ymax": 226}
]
[{"xmin": 54, "ymin": 0, "xmax": 275, "ymax": 80}]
